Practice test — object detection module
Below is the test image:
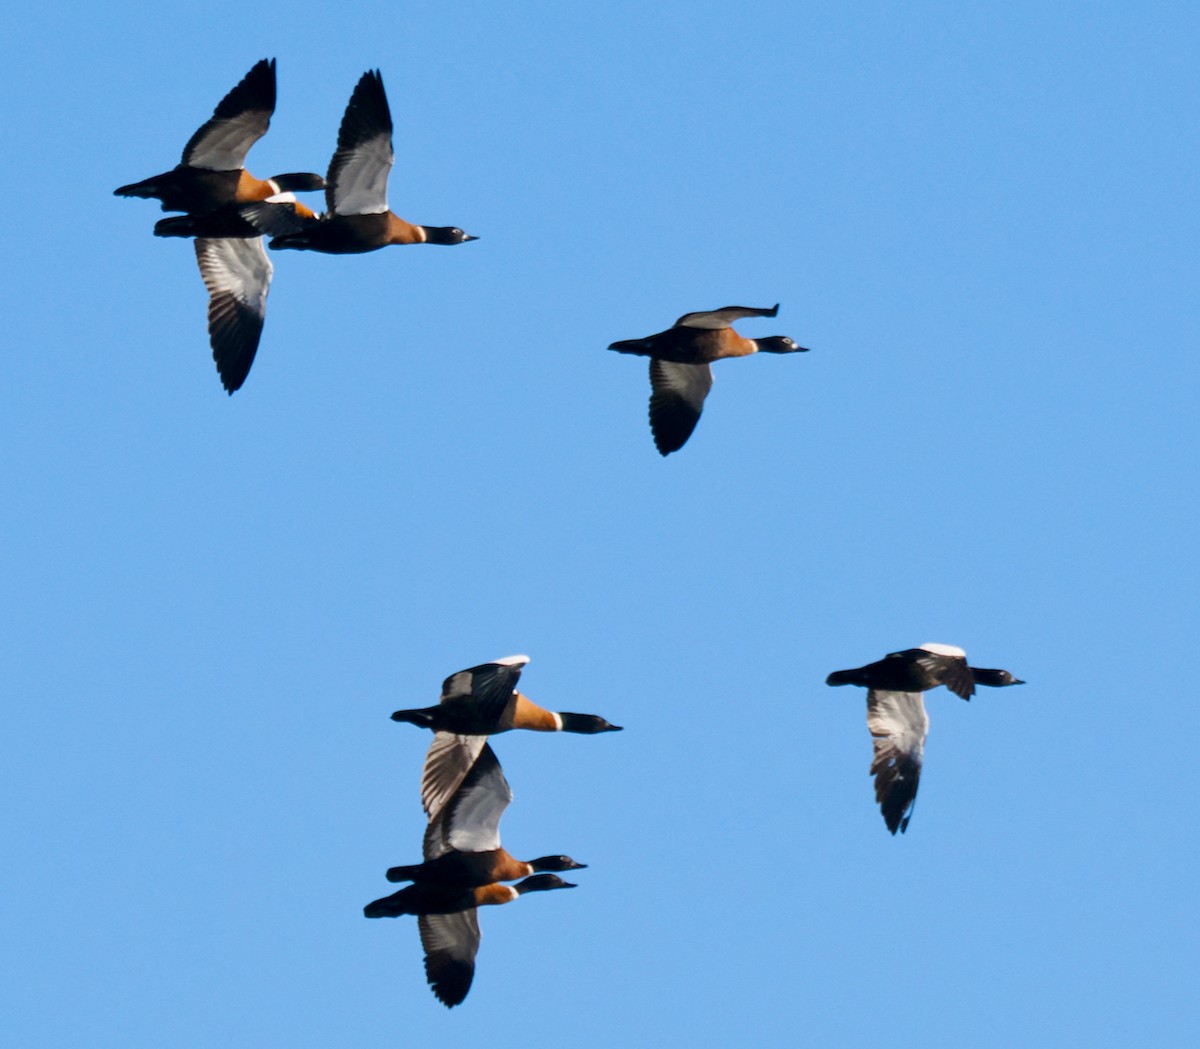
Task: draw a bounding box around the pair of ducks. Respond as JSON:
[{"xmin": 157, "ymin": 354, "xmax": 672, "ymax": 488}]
[
  {"xmin": 365, "ymin": 655, "xmax": 620, "ymax": 1007},
  {"xmin": 115, "ymin": 59, "xmax": 476, "ymax": 395},
  {"xmin": 115, "ymin": 59, "xmax": 809, "ymax": 454}
]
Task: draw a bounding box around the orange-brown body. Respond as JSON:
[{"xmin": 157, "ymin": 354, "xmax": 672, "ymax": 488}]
[
  {"xmin": 613, "ymin": 325, "xmax": 759, "ymax": 365},
  {"xmin": 503, "ymin": 693, "xmax": 562, "ymax": 732},
  {"xmin": 269, "ymin": 210, "xmax": 426, "ymax": 253},
  {"xmin": 389, "ymin": 849, "xmax": 533, "ymax": 888},
  {"xmin": 116, "ymin": 166, "xmax": 283, "ymax": 215},
  {"xmin": 473, "ymin": 883, "xmax": 520, "ymax": 908}
]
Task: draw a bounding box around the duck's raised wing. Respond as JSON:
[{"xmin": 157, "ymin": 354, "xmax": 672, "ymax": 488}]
[
  {"xmin": 182, "ymin": 58, "xmax": 275, "ymax": 171},
  {"xmin": 326, "ymin": 69, "xmax": 394, "ymax": 215},
  {"xmin": 674, "ymin": 304, "xmax": 779, "ymax": 329}
]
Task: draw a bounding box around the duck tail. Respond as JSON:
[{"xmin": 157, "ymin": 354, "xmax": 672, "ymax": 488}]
[
  {"xmin": 267, "ymin": 231, "xmax": 313, "ymax": 251},
  {"xmin": 385, "ymin": 863, "xmax": 421, "ymax": 883},
  {"xmin": 114, "ymin": 175, "xmax": 163, "ymax": 199},
  {"xmin": 608, "ymin": 338, "xmax": 652, "ymax": 357},
  {"xmin": 389, "ymin": 708, "xmax": 436, "ymax": 729},
  {"xmin": 363, "ymin": 890, "xmax": 412, "ymax": 918},
  {"xmin": 153, "ymin": 214, "xmax": 201, "ymax": 238},
  {"xmin": 825, "ymin": 668, "xmax": 865, "ymax": 687}
]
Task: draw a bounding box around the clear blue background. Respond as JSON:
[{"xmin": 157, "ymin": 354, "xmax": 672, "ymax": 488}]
[{"xmin": 3, "ymin": 2, "xmax": 1196, "ymax": 1046}]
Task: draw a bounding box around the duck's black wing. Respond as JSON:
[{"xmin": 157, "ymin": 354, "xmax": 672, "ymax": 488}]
[
  {"xmin": 674, "ymin": 304, "xmax": 779, "ymax": 329},
  {"xmin": 648, "ymin": 360, "xmax": 712, "ymax": 455},
  {"xmin": 418, "ymin": 910, "xmax": 480, "ymax": 1007},
  {"xmin": 327, "ymin": 69, "xmax": 394, "ymax": 215},
  {"xmin": 182, "ymin": 58, "xmax": 276, "ymax": 170}
]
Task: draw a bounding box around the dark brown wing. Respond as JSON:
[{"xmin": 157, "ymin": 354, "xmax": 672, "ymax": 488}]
[
  {"xmin": 419, "ymin": 910, "xmax": 480, "ymax": 1008},
  {"xmin": 674, "ymin": 304, "xmax": 779, "ymax": 329},
  {"xmin": 648, "ymin": 359, "xmax": 713, "ymax": 455},
  {"xmin": 439, "ymin": 656, "xmax": 528, "ymax": 725}
]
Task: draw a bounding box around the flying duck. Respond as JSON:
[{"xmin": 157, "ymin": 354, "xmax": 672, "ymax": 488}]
[
  {"xmin": 826, "ymin": 643, "xmax": 1024, "ymax": 833},
  {"xmin": 241, "ymin": 69, "xmax": 478, "ymax": 253},
  {"xmin": 114, "ymin": 58, "xmax": 324, "ymax": 226},
  {"xmin": 608, "ymin": 304, "xmax": 809, "ymax": 455},
  {"xmin": 386, "ymin": 741, "xmax": 586, "ymax": 886},
  {"xmin": 390, "ymin": 654, "xmax": 621, "ymax": 745},
  {"xmin": 192, "ymin": 235, "xmax": 277, "ymax": 393},
  {"xmin": 368, "ymin": 741, "xmax": 583, "ymax": 1007},
  {"xmin": 363, "ymin": 873, "xmax": 575, "ymax": 1008},
  {"xmin": 114, "ymin": 59, "xmax": 323, "ymax": 393}
]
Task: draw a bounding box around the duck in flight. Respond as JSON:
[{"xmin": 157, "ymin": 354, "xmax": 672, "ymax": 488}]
[
  {"xmin": 391, "ymin": 655, "xmax": 621, "ymax": 821},
  {"xmin": 114, "ymin": 58, "xmax": 323, "ymax": 231},
  {"xmin": 365, "ymin": 742, "xmax": 581, "ymax": 1007},
  {"xmin": 113, "ymin": 58, "xmax": 323, "ymax": 393},
  {"xmin": 608, "ymin": 304, "xmax": 809, "ymax": 455},
  {"xmin": 826, "ymin": 643, "xmax": 1024, "ymax": 833},
  {"xmin": 242, "ymin": 69, "xmax": 478, "ymax": 253}
]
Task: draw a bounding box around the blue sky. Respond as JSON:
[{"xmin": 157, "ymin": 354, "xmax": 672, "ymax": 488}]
[{"xmin": 3, "ymin": 2, "xmax": 1197, "ymax": 1046}]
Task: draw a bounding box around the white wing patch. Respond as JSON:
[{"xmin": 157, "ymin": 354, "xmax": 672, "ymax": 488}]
[
  {"xmin": 330, "ymin": 133, "xmax": 393, "ymax": 215},
  {"xmin": 492, "ymin": 654, "xmax": 531, "ymax": 668},
  {"xmin": 919, "ymin": 642, "xmax": 967, "ymax": 658},
  {"xmin": 186, "ymin": 110, "xmax": 270, "ymax": 171}
]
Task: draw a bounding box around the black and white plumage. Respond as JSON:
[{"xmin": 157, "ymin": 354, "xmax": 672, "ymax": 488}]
[
  {"xmin": 417, "ymin": 743, "xmax": 506, "ymax": 1008},
  {"xmin": 417, "ymin": 656, "xmax": 528, "ymax": 818},
  {"xmin": 865, "ymin": 690, "xmax": 929, "ymax": 834},
  {"xmin": 241, "ymin": 70, "xmax": 477, "ymax": 253},
  {"xmin": 193, "ymin": 235, "xmax": 271, "ymax": 393},
  {"xmin": 827, "ymin": 644, "xmax": 1025, "ymax": 833},
  {"xmin": 369, "ymin": 742, "xmax": 583, "ymax": 1008}
]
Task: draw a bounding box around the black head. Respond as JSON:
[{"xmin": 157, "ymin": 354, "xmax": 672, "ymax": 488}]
[
  {"xmin": 528, "ymin": 856, "xmax": 587, "ymax": 873},
  {"xmin": 757, "ymin": 336, "xmax": 809, "ymax": 354},
  {"xmin": 423, "ymin": 226, "xmax": 479, "ymax": 245},
  {"xmin": 270, "ymin": 172, "xmax": 326, "ymax": 193},
  {"xmin": 972, "ymin": 668, "xmax": 1025, "ymax": 687},
  {"xmin": 515, "ymin": 874, "xmax": 577, "ymax": 894},
  {"xmin": 558, "ymin": 712, "xmax": 623, "ymax": 734}
]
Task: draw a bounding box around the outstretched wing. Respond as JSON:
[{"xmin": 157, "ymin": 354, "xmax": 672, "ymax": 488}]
[
  {"xmin": 648, "ymin": 360, "xmax": 713, "ymax": 455},
  {"xmin": 327, "ymin": 69, "xmax": 394, "ymax": 215},
  {"xmin": 423, "ymin": 741, "xmax": 512, "ymax": 857},
  {"xmin": 419, "ymin": 910, "xmax": 481, "ymax": 1008},
  {"xmin": 193, "ymin": 236, "xmax": 272, "ymax": 393},
  {"xmin": 866, "ymin": 690, "xmax": 929, "ymax": 834},
  {"xmin": 421, "ymin": 732, "xmax": 489, "ymax": 820},
  {"xmin": 439, "ymin": 655, "xmax": 529, "ymax": 724},
  {"xmin": 182, "ymin": 58, "xmax": 275, "ymax": 171},
  {"xmin": 674, "ymin": 304, "xmax": 779, "ymax": 329}
]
